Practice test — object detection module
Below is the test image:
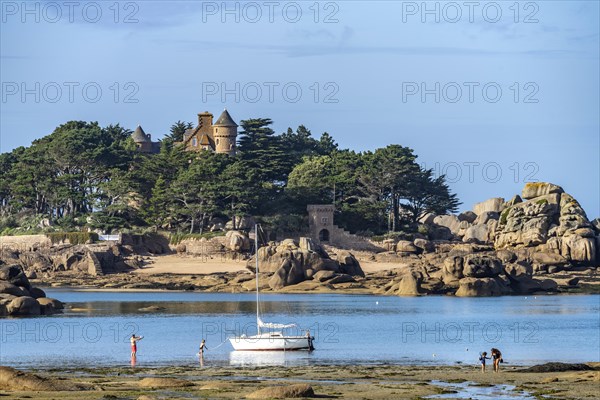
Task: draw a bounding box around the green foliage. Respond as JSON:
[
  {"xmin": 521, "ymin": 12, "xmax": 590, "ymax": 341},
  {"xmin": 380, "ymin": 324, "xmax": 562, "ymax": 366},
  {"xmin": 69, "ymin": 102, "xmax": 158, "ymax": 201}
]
[
  {"xmin": 0, "ymin": 118, "xmax": 461, "ymax": 238},
  {"xmin": 260, "ymin": 214, "xmax": 307, "ymax": 237},
  {"xmin": 536, "ymin": 199, "xmax": 548, "ymax": 205},
  {"xmin": 166, "ymin": 121, "xmax": 193, "ymax": 143},
  {"xmin": 46, "ymin": 232, "xmax": 99, "ymax": 245}
]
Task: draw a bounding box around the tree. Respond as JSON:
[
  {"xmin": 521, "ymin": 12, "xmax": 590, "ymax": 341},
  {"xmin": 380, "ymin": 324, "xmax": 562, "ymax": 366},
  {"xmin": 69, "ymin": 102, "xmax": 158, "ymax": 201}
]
[
  {"xmin": 165, "ymin": 121, "xmax": 193, "ymax": 144},
  {"xmin": 237, "ymin": 118, "xmax": 288, "ymax": 184},
  {"xmin": 144, "ymin": 175, "xmax": 173, "ymax": 230},
  {"xmin": 358, "ymin": 145, "xmax": 419, "ymax": 232},
  {"xmin": 171, "ymin": 152, "xmax": 229, "ymax": 233},
  {"xmin": 317, "ymin": 132, "xmax": 338, "ymax": 155},
  {"xmin": 0, "ymin": 149, "xmax": 22, "ymax": 217},
  {"xmin": 399, "ymin": 168, "xmax": 461, "ymax": 225},
  {"xmin": 221, "ymin": 160, "xmax": 258, "ymax": 229}
]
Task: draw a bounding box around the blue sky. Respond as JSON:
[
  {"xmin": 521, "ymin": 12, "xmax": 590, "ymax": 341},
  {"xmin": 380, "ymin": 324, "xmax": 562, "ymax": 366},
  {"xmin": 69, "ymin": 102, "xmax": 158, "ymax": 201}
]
[{"xmin": 1, "ymin": 1, "xmax": 599, "ymax": 217}]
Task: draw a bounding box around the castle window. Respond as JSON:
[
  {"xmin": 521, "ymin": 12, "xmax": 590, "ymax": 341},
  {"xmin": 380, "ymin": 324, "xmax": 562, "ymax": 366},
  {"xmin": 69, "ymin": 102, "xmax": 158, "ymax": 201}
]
[
  {"xmin": 216, "ymin": 138, "xmax": 220, "ymax": 145},
  {"xmin": 192, "ymin": 138, "xmax": 197, "ymax": 147}
]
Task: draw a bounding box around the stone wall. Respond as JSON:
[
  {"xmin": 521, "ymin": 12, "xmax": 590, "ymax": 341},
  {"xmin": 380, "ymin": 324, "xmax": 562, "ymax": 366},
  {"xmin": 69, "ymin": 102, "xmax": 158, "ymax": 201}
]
[
  {"xmin": 307, "ymin": 204, "xmax": 383, "ymax": 252},
  {"xmin": 0, "ymin": 235, "xmax": 51, "ymax": 251}
]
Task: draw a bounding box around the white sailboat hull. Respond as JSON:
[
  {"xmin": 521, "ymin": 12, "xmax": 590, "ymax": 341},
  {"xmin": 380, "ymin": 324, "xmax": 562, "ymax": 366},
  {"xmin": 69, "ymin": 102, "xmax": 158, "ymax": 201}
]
[{"xmin": 229, "ymin": 333, "xmax": 312, "ymax": 351}]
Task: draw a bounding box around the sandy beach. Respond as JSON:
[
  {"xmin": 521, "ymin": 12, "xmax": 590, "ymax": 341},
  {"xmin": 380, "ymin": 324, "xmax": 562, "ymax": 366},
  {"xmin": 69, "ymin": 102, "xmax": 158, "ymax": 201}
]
[
  {"xmin": 133, "ymin": 254, "xmax": 405, "ymax": 276},
  {"xmin": 133, "ymin": 255, "xmax": 249, "ymax": 275},
  {"xmin": 0, "ymin": 363, "xmax": 597, "ymax": 399}
]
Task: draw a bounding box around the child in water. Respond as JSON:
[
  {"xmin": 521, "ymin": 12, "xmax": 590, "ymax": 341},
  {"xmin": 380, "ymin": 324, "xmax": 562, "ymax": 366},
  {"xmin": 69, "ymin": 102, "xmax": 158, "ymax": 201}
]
[{"xmin": 479, "ymin": 351, "xmax": 490, "ymax": 372}]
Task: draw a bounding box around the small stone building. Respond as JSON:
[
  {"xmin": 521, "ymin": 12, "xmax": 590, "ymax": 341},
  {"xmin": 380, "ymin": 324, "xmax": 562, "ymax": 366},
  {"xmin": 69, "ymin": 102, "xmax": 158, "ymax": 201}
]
[
  {"xmin": 180, "ymin": 109, "xmax": 238, "ymax": 156},
  {"xmin": 307, "ymin": 204, "xmax": 382, "ymax": 251},
  {"xmin": 307, "ymin": 204, "xmax": 335, "ymax": 243}
]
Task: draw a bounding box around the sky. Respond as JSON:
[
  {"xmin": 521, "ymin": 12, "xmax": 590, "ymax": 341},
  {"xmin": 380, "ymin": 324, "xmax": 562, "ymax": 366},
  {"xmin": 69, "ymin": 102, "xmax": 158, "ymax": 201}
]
[{"xmin": 1, "ymin": 1, "xmax": 599, "ymax": 217}]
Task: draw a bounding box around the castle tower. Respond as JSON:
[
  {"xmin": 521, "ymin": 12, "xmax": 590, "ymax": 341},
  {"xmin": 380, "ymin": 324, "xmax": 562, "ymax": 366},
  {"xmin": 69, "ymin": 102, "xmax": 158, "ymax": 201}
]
[
  {"xmin": 197, "ymin": 112, "xmax": 213, "ymax": 133},
  {"xmin": 212, "ymin": 109, "xmax": 238, "ymax": 155},
  {"xmin": 307, "ymin": 204, "xmax": 335, "ymax": 243},
  {"xmin": 131, "ymin": 125, "xmax": 153, "ymax": 153}
]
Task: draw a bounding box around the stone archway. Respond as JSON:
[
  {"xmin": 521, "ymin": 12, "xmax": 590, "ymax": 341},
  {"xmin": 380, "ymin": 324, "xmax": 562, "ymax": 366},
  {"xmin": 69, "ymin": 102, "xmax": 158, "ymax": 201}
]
[{"xmin": 318, "ymin": 229, "xmax": 330, "ymax": 242}]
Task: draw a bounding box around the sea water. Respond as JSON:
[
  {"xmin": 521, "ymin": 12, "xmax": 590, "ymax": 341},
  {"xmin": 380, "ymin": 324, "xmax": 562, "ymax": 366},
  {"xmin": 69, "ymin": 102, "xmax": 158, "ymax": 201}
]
[{"xmin": 0, "ymin": 290, "xmax": 598, "ymax": 368}]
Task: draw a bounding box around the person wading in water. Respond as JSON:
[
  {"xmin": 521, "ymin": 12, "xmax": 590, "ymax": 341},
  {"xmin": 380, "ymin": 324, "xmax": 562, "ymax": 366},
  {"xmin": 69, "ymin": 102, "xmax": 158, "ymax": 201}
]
[
  {"xmin": 130, "ymin": 334, "xmax": 143, "ymax": 357},
  {"xmin": 199, "ymin": 339, "xmax": 208, "ymax": 356},
  {"xmin": 491, "ymin": 348, "xmax": 503, "ymax": 373}
]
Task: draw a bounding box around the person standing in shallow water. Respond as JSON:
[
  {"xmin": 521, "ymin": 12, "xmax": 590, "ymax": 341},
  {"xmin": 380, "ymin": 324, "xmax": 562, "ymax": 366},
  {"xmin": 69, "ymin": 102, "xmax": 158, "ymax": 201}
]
[
  {"xmin": 130, "ymin": 334, "xmax": 143, "ymax": 357},
  {"xmin": 491, "ymin": 348, "xmax": 503, "ymax": 373},
  {"xmin": 479, "ymin": 351, "xmax": 490, "ymax": 373},
  {"xmin": 199, "ymin": 339, "xmax": 207, "ymax": 356}
]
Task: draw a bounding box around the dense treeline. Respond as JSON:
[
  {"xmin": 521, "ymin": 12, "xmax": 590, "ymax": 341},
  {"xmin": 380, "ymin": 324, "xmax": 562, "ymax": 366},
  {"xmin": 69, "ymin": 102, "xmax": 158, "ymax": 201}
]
[{"xmin": 0, "ymin": 119, "xmax": 459, "ymax": 236}]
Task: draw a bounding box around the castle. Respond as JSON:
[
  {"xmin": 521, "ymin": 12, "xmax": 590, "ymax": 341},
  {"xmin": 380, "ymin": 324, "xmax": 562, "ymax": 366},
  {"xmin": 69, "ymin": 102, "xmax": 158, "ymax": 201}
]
[
  {"xmin": 131, "ymin": 125, "xmax": 161, "ymax": 154},
  {"xmin": 131, "ymin": 109, "xmax": 238, "ymax": 156}
]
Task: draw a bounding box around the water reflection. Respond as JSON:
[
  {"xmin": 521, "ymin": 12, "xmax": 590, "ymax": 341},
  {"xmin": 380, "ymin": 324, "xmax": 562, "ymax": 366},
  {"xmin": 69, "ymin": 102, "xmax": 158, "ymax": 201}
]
[
  {"xmin": 1, "ymin": 291, "xmax": 597, "ymax": 369},
  {"xmin": 66, "ymin": 300, "xmax": 316, "ymax": 316},
  {"xmin": 229, "ymin": 351, "xmax": 311, "ymax": 367}
]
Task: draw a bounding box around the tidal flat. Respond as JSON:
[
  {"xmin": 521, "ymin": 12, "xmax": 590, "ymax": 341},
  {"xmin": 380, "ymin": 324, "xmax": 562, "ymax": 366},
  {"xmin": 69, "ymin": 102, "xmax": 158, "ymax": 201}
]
[{"xmin": 1, "ymin": 364, "xmax": 598, "ymax": 399}]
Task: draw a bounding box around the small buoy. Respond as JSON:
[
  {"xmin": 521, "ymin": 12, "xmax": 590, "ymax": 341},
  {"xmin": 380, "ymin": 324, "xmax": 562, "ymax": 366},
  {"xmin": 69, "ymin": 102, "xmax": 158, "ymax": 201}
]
[
  {"xmin": 376, "ymin": 301, "xmax": 379, "ymax": 305},
  {"xmin": 432, "ymin": 353, "xmax": 436, "ymax": 357}
]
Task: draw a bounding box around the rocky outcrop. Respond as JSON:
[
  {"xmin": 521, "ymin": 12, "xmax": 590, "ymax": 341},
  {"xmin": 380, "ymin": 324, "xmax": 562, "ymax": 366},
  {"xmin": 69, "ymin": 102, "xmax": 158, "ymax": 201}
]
[
  {"xmin": 250, "ymin": 238, "xmax": 364, "ymax": 290},
  {"xmin": 495, "ymin": 184, "xmax": 597, "ymax": 265},
  {"xmin": 473, "ymin": 197, "xmax": 505, "ymax": 215},
  {"xmin": 269, "ymin": 257, "xmax": 306, "ymax": 290},
  {"xmin": 396, "ymin": 273, "xmax": 423, "ymax": 296},
  {"xmin": 418, "ymin": 183, "xmax": 598, "ymax": 271},
  {"xmin": 247, "ymin": 384, "xmax": 315, "ymax": 399},
  {"xmin": 336, "ymin": 250, "xmax": 365, "ymax": 277},
  {"xmin": 521, "ymin": 182, "xmax": 564, "ymax": 200},
  {"xmin": 455, "ymin": 277, "xmax": 506, "ymax": 297},
  {"xmin": 225, "ymin": 231, "xmax": 250, "ymax": 252},
  {"xmin": 463, "ymin": 224, "xmax": 491, "ymax": 244},
  {"xmin": 0, "ymin": 262, "xmax": 63, "ymax": 316}
]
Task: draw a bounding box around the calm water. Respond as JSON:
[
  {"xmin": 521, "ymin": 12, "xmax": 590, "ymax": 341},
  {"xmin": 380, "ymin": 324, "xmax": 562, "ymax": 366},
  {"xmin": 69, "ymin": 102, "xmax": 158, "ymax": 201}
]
[{"xmin": 0, "ymin": 290, "xmax": 598, "ymax": 368}]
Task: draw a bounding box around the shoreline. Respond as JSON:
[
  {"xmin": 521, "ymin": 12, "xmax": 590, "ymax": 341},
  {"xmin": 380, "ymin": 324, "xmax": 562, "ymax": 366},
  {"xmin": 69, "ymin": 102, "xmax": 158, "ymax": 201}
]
[
  {"xmin": 1, "ymin": 363, "xmax": 598, "ymax": 399},
  {"xmin": 29, "ymin": 253, "xmax": 599, "ymax": 296},
  {"xmin": 40, "ymin": 284, "xmax": 600, "ymax": 297}
]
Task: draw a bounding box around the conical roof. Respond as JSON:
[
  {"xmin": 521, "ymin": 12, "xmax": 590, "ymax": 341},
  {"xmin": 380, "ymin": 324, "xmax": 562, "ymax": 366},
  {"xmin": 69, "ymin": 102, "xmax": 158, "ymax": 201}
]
[
  {"xmin": 213, "ymin": 109, "xmax": 238, "ymax": 127},
  {"xmin": 132, "ymin": 125, "xmax": 150, "ymax": 142}
]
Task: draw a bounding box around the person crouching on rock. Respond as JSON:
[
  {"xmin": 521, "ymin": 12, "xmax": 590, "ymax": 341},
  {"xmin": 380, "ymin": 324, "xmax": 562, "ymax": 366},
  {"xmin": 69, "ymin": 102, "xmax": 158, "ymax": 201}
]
[
  {"xmin": 479, "ymin": 352, "xmax": 490, "ymax": 373},
  {"xmin": 491, "ymin": 348, "xmax": 503, "ymax": 372},
  {"xmin": 130, "ymin": 334, "xmax": 143, "ymax": 357}
]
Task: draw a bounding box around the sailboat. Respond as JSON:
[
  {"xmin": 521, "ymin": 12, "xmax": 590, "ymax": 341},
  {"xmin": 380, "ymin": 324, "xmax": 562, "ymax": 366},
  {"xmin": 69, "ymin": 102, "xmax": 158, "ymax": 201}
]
[{"xmin": 229, "ymin": 225, "xmax": 314, "ymax": 351}]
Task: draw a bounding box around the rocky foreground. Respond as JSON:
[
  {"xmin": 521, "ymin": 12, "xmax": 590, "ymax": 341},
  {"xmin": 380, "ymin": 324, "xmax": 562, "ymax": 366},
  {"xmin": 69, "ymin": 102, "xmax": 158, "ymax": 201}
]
[{"xmin": 0, "ymin": 363, "xmax": 598, "ymax": 399}]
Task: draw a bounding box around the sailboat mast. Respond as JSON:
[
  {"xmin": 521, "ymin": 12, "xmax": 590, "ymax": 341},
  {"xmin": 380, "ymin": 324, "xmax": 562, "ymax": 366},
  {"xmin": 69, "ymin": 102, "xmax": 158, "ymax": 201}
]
[{"xmin": 255, "ymin": 224, "xmax": 260, "ymax": 335}]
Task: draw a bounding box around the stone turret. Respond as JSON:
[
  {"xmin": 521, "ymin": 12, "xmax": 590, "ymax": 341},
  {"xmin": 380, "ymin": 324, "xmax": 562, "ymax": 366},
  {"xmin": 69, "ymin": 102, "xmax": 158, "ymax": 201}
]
[
  {"xmin": 212, "ymin": 109, "xmax": 238, "ymax": 155},
  {"xmin": 131, "ymin": 125, "xmax": 158, "ymax": 153}
]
